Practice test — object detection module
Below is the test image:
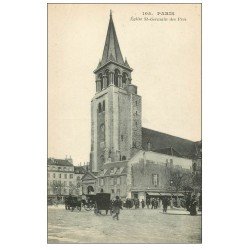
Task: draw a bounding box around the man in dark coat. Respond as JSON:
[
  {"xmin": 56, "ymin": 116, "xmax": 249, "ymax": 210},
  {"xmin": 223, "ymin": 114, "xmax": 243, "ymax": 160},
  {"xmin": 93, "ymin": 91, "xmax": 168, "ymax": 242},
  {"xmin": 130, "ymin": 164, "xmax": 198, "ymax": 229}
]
[
  {"xmin": 112, "ymin": 196, "xmax": 123, "ymax": 220},
  {"xmin": 154, "ymin": 199, "xmax": 158, "ymax": 209},
  {"xmin": 162, "ymin": 196, "xmax": 169, "ymax": 213},
  {"xmin": 141, "ymin": 199, "xmax": 145, "ymax": 209}
]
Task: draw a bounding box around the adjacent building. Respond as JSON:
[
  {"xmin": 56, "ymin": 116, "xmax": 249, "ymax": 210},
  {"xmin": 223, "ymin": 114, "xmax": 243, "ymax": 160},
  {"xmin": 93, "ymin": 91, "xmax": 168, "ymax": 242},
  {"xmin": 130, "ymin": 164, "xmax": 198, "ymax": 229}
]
[{"xmin": 47, "ymin": 157, "xmax": 89, "ymax": 200}]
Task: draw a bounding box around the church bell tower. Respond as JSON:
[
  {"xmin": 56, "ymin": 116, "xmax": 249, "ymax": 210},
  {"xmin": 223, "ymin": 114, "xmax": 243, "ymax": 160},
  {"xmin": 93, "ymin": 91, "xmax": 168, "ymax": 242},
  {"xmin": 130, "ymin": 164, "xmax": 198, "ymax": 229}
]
[{"xmin": 90, "ymin": 12, "xmax": 142, "ymax": 173}]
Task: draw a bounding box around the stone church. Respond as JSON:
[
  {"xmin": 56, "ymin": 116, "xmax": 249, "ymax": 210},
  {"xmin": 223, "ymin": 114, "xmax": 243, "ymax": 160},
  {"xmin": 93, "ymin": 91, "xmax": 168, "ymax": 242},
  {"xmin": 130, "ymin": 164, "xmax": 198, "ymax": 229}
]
[{"xmin": 82, "ymin": 12, "xmax": 201, "ymax": 201}]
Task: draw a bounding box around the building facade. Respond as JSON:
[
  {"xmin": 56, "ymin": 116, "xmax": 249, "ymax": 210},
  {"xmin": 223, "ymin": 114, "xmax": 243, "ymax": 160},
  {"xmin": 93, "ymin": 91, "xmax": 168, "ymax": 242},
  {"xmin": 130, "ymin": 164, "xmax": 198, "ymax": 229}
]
[
  {"xmin": 47, "ymin": 157, "xmax": 88, "ymax": 199},
  {"xmin": 83, "ymin": 12, "xmax": 201, "ymax": 201}
]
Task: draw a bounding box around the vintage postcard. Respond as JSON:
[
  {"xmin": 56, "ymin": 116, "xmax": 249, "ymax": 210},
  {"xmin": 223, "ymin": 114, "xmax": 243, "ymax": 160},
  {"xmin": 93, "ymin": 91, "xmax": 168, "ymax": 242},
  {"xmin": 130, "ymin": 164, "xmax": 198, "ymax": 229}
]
[{"xmin": 48, "ymin": 3, "xmax": 201, "ymax": 244}]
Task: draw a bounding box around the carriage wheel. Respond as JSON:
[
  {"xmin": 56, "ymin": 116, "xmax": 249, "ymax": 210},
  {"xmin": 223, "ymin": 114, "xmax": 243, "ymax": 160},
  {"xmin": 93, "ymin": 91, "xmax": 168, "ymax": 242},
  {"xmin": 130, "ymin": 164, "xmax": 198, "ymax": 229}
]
[{"xmin": 84, "ymin": 205, "xmax": 93, "ymax": 211}]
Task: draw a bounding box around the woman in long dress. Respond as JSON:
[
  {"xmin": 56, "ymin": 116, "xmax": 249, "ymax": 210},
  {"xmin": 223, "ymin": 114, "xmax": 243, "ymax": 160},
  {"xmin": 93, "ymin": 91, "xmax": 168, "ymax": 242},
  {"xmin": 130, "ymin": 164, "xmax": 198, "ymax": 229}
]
[{"xmin": 189, "ymin": 195, "xmax": 197, "ymax": 216}]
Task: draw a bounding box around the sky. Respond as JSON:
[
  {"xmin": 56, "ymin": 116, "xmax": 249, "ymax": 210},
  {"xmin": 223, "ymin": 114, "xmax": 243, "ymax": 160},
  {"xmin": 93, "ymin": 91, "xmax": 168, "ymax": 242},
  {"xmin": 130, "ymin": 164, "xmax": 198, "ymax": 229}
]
[{"xmin": 48, "ymin": 4, "xmax": 201, "ymax": 166}]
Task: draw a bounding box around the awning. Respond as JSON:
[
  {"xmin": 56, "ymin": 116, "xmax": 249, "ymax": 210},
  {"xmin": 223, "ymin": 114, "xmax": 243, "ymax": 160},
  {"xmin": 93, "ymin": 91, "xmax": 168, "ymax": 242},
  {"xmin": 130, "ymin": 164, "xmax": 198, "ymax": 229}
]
[
  {"xmin": 173, "ymin": 193, "xmax": 184, "ymax": 197},
  {"xmin": 159, "ymin": 193, "xmax": 172, "ymax": 196},
  {"xmin": 159, "ymin": 192, "xmax": 185, "ymax": 197},
  {"xmin": 146, "ymin": 192, "xmax": 161, "ymax": 196},
  {"xmin": 147, "ymin": 192, "xmax": 185, "ymax": 197}
]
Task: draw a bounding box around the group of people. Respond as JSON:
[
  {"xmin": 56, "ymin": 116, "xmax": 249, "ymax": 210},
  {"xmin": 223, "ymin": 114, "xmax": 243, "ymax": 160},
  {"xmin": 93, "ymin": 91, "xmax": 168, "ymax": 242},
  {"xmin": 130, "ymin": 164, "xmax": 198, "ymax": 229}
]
[
  {"xmin": 185, "ymin": 193, "xmax": 201, "ymax": 216},
  {"xmin": 90, "ymin": 192, "xmax": 201, "ymax": 220},
  {"xmin": 121, "ymin": 194, "xmax": 201, "ymax": 216},
  {"xmin": 124, "ymin": 198, "xmax": 141, "ymax": 209}
]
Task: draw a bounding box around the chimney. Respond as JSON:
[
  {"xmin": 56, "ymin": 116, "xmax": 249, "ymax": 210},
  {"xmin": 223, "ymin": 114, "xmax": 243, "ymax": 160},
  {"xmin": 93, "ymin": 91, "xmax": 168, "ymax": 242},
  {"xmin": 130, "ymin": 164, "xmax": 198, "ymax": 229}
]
[{"xmin": 67, "ymin": 156, "xmax": 73, "ymax": 164}]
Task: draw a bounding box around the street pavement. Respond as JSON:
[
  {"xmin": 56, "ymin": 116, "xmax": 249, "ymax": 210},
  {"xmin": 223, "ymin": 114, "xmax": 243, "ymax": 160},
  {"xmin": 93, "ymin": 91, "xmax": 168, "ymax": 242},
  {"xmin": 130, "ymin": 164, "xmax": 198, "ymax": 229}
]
[{"xmin": 48, "ymin": 205, "xmax": 201, "ymax": 244}]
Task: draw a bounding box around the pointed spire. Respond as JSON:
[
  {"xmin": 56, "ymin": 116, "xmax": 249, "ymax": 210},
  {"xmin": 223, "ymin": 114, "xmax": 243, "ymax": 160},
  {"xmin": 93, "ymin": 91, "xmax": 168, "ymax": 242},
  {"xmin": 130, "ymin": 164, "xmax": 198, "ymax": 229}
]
[
  {"xmin": 101, "ymin": 12, "xmax": 125, "ymax": 66},
  {"xmin": 124, "ymin": 57, "xmax": 130, "ymax": 67}
]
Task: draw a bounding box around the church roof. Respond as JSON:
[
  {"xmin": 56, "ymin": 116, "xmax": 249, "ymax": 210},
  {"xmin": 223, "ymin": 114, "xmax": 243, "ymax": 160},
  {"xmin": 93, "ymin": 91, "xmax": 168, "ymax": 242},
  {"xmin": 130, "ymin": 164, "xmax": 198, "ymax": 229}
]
[
  {"xmin": 141, "ymin": 127, "xmax": 200, "ymax": 158},
  {"xmin": 101, "ymin": 12, "xmax": 124, "ymax": 66},
  {"xmin": 94, "ymin": 12, "xmax": 132, "ymax": 72},
  {"xmin": 152, "ymin": 147, "xmax": 182, "ymax": 157}
]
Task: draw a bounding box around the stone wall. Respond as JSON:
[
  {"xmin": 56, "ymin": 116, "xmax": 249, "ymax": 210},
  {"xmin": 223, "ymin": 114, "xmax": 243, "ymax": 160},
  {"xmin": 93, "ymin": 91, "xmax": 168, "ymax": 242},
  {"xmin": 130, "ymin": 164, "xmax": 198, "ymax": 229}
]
[
  {"xmin": 118, "ymin": 91, "xmax": 131, "ymax": 161},
  {"xmin": 131, "ymin": 160, "xmax": 170, "ymax": 191},
  {"xmin": 131, "ymin": 93, "xmax": 142, "ymax": 153}
]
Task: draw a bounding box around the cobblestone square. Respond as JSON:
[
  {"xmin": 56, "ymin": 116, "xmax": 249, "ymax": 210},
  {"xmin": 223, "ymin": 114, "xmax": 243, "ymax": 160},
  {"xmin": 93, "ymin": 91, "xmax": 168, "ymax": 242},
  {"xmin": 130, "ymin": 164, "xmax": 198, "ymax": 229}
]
[{"xmin": 48, "ymin": 205, "xmax": 201, "ymax": 244}]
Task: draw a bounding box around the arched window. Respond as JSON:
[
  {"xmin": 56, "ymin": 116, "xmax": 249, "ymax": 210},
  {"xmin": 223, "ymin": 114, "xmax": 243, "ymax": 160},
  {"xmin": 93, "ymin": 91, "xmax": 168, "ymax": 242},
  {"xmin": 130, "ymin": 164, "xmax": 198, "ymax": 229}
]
[
  {"xmin": 105, "ymin": 69, "xmax": 110, "ymax": 86},
  {"xmin": 99, "ymin": 73, "xmax": 103, "ymax": 90},
  {"xmin": 122, "ymin": 156, "xmax": 126, "ymax": 161},
  {"xmin": 100, "ymin": 123, "xmax": 105, "ymax": 132},
  {"xmin": 100, "ymin": 155, "xmax": 105, "ymax": 165},
  {"xmin": 103, "ymin": 100, "xmax": 105, "ymax": 111},
  {"xmin": 87, "ymin": 186, "xmax": 94, "ymax": 194},
  {"xmin": 122, "ymin": 72, "xmax": 128, "ymax": 85},
  {"xmin": 98, "ymin": 103, "xmax": 102, "ymax": 113},
  {"xmin": 114, "ymin": 69, "xmax": 120, "ymax": 87}
]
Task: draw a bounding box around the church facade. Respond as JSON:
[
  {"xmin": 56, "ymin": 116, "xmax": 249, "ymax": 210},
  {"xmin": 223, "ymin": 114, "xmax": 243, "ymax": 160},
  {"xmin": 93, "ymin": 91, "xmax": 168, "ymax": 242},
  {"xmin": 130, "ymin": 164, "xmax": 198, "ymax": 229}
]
[{"xmin": 82, "ymin": 12, "xmax": 201, "ymax": 201}]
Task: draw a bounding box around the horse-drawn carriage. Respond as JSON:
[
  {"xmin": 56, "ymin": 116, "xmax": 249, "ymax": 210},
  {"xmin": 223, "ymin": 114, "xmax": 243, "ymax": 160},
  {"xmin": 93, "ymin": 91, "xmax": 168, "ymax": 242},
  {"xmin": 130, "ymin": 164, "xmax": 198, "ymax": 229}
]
[
  {"xmin": 82, "ymin": 194, "xmax": 96, "ymax": 211},
  {"xmin": 83, "ymin": 193, "xmax": 111, "ymax": 214},
  {"xmin": 64, "ymin": 193, "xmax": 111, "ymax": 213},
  {"xmin": 65, "ymin": 195, "xmax": 82, "ymax": 211}
]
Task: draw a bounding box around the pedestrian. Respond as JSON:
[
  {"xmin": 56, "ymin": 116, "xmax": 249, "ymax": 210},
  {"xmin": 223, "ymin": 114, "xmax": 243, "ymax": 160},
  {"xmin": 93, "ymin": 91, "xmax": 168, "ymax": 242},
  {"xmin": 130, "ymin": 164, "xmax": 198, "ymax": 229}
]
[
  {"xmin": 151, "ymin": 198, "xmax": 155, "ymax": 209},
  {"xmin": 128, "ymin": 199, "xmax": 132, "ymax": 209},
  {"xmin": 162, "ymin": 196, "xmax": 169, "ymax": 213},
  {"xmin": 154, "ymin": 199, "xmax": 158, "ymax": 209},
  {"xmin": 110, "ymin": 200, "xmax": 114, "ymax": 215},
  {"xmin": 189, "ymin": 194, "xmax": 197, "ymax": 216},
  {"xmin": 136, "ymin": 198, "xmax": 140, "ymax": 209},
  {"xmin": 112, "ymin": 196, "xmax": 123, "ymax": 220},
  {"xmin": 186, "ymin": 193, "xmax": 191, "ymax": 211},
  {"xmin": 141, "ymin": 199, "xmax": 145, "ymax": 209},
  {"xmin": 146, "ymin": 198, "xmax": 150, "ymax": 209}
]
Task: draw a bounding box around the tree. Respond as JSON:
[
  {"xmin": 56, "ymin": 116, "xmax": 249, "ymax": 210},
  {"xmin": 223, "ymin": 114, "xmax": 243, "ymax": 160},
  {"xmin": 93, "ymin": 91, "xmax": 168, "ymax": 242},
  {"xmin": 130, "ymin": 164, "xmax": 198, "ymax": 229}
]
[
  {"xmin": 192, "ymin": 170, "xmax": 202, "ymax": 192},
  {"xmin": 51, "ymin": 181, "xmax": 64, "ymax": 196},
  {"xmin": 169, "ymin": 167, "xmax": 183, "ymax": 193}
]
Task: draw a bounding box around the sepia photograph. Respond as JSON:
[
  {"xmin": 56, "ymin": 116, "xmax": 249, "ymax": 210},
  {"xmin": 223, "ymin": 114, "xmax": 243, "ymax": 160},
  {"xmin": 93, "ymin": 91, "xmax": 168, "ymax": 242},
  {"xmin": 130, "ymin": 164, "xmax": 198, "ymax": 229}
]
[{"xmin": 48, "ymin": 3, "xmax": 201, "ymax": 244}]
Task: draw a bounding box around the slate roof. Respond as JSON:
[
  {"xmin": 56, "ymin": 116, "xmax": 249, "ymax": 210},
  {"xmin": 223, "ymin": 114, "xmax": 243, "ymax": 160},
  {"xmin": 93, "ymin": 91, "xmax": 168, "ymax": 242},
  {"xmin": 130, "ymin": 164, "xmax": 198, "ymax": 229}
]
[
  {"xmin": 101, "ymin": 12, "xmax": 124, "ymax": 65},
  {"xmin": 152, "ymin": 147, "xmax": 182, "ymax": 157},
  {"xmin": 82, "ymin": 171, "xmax": 98, "ymax": 181},
  {"xmin": 47, "ymin": 158, "xmax": 73, "ymax": 166},
  {"xmin": 74, "ymin": 166, "xmax": 87, "ymax": 174},
  {"xmin": 99, "ymin": 161, "xmax": 129, "ymax": 176},
  {"xmin": 95, "ymin": 12, "xmax": 132, "ymax": 71},
  {"xmin": 142, "ymin": 127, "xmax": 200, "ymax": 158}
]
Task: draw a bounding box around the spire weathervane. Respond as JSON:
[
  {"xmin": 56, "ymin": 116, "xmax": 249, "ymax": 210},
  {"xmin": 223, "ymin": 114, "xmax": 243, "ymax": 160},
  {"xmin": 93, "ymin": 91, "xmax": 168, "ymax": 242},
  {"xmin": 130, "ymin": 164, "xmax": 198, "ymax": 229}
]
[{"xmin": 110, "ymin": 9, "xmax": 112, "ymax": 17}]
